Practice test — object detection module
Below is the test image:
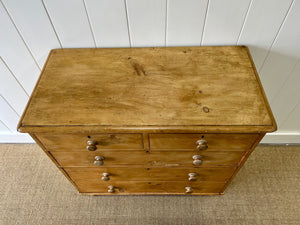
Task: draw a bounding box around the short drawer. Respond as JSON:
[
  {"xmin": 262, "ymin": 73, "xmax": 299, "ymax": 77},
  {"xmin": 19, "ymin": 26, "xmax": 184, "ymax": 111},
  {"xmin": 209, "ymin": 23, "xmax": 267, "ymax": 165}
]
[
  {"xmin": 150, "ymin": 133, "xmax": 259, "ymax": 150},
  {"xmin": 71, "ymin": 180, "xmax": 226, "ymax": 194},
  {"xmin": 51, "ymin": 151, "xmax": 245, "ymax": 167},
  {"xmin": 65, "ymin": 167, "xmax": 236, "ymax": 182},
  {"xmin": 37, "ymin": 133, "xmax": 143, "ymax": 151}
]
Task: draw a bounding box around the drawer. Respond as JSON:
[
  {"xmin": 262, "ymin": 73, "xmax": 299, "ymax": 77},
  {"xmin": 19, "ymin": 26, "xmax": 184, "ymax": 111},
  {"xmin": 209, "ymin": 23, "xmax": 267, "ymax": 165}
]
[
  {"xmin": 51, "ymin": 151, "xmax": 245, "ymax": 167},
  {"xmin": 37, "ymin": 133, "xmax": 143, "ymax": 151},
  {"xmin": 150, "ymin": 133, "xmax": 259, "ymax": 150},
  {"xmin": 71, "ymin": 180, "xmax": 226, "ymax": 194},
  {"xmin": 65, "ymin": 167, "xmax": 236, "ymax": 182}
]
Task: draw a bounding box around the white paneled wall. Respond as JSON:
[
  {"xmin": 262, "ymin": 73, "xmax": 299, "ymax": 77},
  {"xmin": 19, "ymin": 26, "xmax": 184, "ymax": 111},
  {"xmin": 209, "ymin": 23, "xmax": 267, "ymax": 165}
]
[{"xmin": 0, "ymin": 0, "xmax": 300, "ymax": 143}]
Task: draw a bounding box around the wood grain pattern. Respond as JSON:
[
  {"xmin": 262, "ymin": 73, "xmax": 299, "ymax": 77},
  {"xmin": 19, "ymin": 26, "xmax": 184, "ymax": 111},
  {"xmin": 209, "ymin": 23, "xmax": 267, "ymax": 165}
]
[
  {"xmin": 37, "ymin": 133, "xmax": 143, "ymax": 151},
  {"xmin": 65, "ymin": 167, "xmax": 236, "ymax": 182},
  {"xmin": 18, "ymin": 46, "xmax": 276, "ymax": 195},
  {"xmin": 50, "ymin": 150, "xmax": 245, "ymax": 167},
  {"xmin": 73, "ymin": 180, "xmax": 226, "ymax": 194},
  {"xmin": 18, "ymin": 46, "xmax": 276, "ymax": 132},
  {"xmin": 150, "ymin": 133, "xmax": 258, "ymax": 150}
]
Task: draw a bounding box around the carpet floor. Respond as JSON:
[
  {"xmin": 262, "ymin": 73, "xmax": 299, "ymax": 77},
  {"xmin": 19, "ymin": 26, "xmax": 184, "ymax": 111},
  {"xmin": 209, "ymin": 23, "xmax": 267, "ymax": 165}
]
[{"xmin": 0, "ymin": 144, "xmax": 299, "ymax": 225}]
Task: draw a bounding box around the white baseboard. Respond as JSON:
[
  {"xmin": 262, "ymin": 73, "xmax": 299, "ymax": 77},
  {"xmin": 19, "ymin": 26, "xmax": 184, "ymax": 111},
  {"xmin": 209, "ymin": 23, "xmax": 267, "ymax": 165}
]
[
  {"xmin": 0, "ymin": 133, "xmax": 34, "ymax": 143},
  {"xmin": 261, "ymin": 133, "xmax": 300, "ymax": 144},
  {"xmin": 0, "ymin": 132, "xmax": 300, "ymax": 144}
]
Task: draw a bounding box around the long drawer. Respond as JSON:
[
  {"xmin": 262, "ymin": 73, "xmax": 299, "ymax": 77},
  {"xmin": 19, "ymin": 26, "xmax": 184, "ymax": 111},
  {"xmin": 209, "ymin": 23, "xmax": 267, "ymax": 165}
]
[
  {"xmin": 65, "ymin": 167, "xmax": 236, "ymax": 182},
  {"xmin": 70, "ymin": 180, "xmax": 226, "ymax": 194},
  {"xmin": 37, "ymin": 133, "xmax": 144, "ymax": 151},
  {"xmin": 51, "ymin": 151, "xmax": 245, "ymax": 167},
  {"xmin": 150, "ymin": 133, "xmax": 259, "ymax": 150}
]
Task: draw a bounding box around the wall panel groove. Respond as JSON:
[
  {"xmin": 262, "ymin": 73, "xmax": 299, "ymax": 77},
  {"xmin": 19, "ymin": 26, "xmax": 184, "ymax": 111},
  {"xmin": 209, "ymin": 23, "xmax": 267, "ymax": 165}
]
[
  {"xmin": 0, "ymin": 0, "xmax": 41, "ymax": 70},
  {"xmin": 257, "ymin": 0, "xmax": 295, "ymax": 72},
  {"xmin": 0, "ymin": 0, "xmax": 299, "ymax": 142}
]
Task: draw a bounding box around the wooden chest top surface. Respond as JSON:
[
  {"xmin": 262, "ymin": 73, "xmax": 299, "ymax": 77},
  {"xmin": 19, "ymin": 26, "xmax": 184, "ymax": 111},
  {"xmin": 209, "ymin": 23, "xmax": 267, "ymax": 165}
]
[{"xmin": 18, "ymin": 46, "xmax": 276, "ymax": 132}]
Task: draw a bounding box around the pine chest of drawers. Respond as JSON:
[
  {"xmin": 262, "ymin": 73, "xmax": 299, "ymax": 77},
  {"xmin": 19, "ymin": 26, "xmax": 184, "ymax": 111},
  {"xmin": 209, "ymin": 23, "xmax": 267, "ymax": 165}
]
[{"xmin": 18, "ymin": 46, "xmax": 276, "ymax": 195}]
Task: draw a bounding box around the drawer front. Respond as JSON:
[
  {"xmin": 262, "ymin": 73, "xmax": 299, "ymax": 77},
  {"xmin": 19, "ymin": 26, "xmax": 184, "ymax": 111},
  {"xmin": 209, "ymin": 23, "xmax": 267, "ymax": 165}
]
[
  {"xmin": 65, "ymin": 167, "xmax": 236, "ymax": 182},
  {"xmin": 71, "ymin": 180, "xmax": 225, "ymax": 194},
  {"xmin": 150, "ymin": 133, "xmax": 258, "ymax": 150},
  {"xmin": 51, "ymin": 151, "xmax": 245, "ymax": 167},
  {"xmin": 37, "ymin": 133, "xmax": 143, "ymax": 151}
]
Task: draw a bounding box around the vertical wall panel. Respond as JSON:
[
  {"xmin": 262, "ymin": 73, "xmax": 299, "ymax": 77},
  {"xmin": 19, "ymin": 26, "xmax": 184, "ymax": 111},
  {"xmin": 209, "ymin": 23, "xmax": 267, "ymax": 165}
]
[
  {"xmin": 280, "ymin": 101, "xmax": 300, "ymax": 132},
  {"xmin": 167, "ymin": 0, "xmax": 208, "ymax": 46},
  {"xmin": 259, "ymin": 0, "xmax": 300, "ymax": 102},
  {"xmin": 0, "ymin": 59, "xmax": 29, "ymax": 116},
  {"xmin": 0, "ymin": 3, "xmax": 40, "ymax": 94},
  {"xmin": 43, "ymin": 0, "xmax": 95, "ymax": 47},
  {"xmin": 202, "ymin": 0, "xmax": 251, "ymax": 45},
  {"xmin": 0, "ymin": 120, "xmax": 10, "ymax": 133},
  {"xmin": 238, "ymin": 0, "xmax": 293, "ymax": 70},
  {"xmin": 270, "ymin": 61, "xmax": 300, "ymax": 128},
  {"xmin": 0, "ymin": 96, "xmax": 19, "ymax": 131},
  {"xmin": 126, "ymin": 0, "xmax": 166, "ymax": 47},
  {"xmin": 2, "ymin": 0, "xmax": 61, "ymax": 68},
  {"xmin": 85, "ymin": 0, "xmax": 130, "ymax": 47}
]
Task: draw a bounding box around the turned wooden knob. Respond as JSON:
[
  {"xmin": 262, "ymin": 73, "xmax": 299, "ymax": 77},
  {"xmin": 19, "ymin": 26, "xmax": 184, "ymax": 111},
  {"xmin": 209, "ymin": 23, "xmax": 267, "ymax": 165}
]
[
  {"xmin": 94, "ymin": 156, "xmax": 104, "ymax": 166},
  {"xmin": 108, "ymin": 185, "xmax": 115, "ymax": 193},
  {"xmin": 196, "ymin": 139, "xmax": 208, "ymax": 151},
  {"xmin": 188, "ymin": 172, "xmax": 198, "ymax": 181},
  {"xmin": 102, "ymin": 172, "xmax": 110, "ymax": 181},
  {"xmin": 185, "ymin": 186, "xmax": 193, "ymax": 193},
  {"xmin": 87, "ymin": 140, "xmax": 97, "ymax": 151},
  {"xmin": 192, "ymin": 155, "xmax": 203, "ymax": 166}
]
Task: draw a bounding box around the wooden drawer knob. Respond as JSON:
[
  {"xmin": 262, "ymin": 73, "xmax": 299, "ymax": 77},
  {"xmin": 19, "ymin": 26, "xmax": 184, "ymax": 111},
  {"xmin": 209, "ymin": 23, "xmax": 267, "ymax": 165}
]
[
  {"xmin": 102, "ymin": 172, "xmax": 110, "ymax": 181},
  {"xmin": 94, "ymin": 156, "xmax": 104, "ymax": 166},
  {"xmin": 188, "ymin": 172, "xmax": 198, "ymax": 181},
  {"xmin": 108, "ymin": 185, "xmax": 115, "ymax": 193},
  {"xmin": 196, "ymin": 139, "xmax": 208, "ymax": 151},
  {"xmin": 192, "ymin": 155, "xmax": 203, "ymax": 166},
  {"xmin": 87, "ymin": 140, "xmax": 97, "ymax": 151},
  {"xmin": 185, "ymin": 186, "xmax": 193, "ymax": 193}
]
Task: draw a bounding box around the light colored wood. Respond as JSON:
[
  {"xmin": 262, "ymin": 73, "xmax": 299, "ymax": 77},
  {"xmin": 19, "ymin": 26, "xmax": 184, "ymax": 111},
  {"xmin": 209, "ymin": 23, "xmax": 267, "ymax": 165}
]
[
  {"xmin": 72, "ymin": 180, "xmax": 226, "ymax": 194},
  {"xmin": 29, "ymin": 133, "xmax": 80, "ymax": 191},
  {"xmin": 37, "ymin": 133, "xmax": 143, "ymax": 151},
  {"xmin": 17, "ymin": 46, "xmax": 276, "ymax": 195},
  {"xmin": 150, "ymin": 133, "xmax": 258, "ymax": 150},
  {"xmin": 18, "ymin": 46, "xmax": 276, "ymax": 132},
  {"xmin": 220, "ymin": 132, "xmax": 265, "ymax": 193},
  {"xmin": 50, "ymin": 150, "xmax": 245, "ymax": 167},
  {"xmin": 65, "ymin": 167, "xmax": 236, "ymax": 182}
]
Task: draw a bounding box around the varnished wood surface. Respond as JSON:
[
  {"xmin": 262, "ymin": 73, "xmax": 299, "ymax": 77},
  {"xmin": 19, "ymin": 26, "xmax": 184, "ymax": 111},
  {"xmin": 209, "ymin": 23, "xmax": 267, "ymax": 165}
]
[
  {"xmin": 65, "ymin": 167, "xmax": 236, "ymax": 182},
  {"xmin": 51, "ymin": 151, "xmax": 245, "ymax": 167},
  {"xmin": 72, "ymin": 180, "xmax": 226, "ymax": 194},
  {"xmin": 37, "ymin": 133, "xmax": 143, "ymax": 151},
  {"xmin": 150, "ymin": 133, "xmax": 258, "ymax": 150},
  {"xmin": 18, "ymin": 46, "xmax": 276, "ymax": 132}
]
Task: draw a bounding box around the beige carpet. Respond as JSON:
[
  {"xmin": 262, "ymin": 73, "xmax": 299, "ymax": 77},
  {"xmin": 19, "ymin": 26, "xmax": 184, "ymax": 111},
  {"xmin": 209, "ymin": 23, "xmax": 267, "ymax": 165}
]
[{"xmin": 0, "ymin": 144, "xmax": 299, "ymax": 225}]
